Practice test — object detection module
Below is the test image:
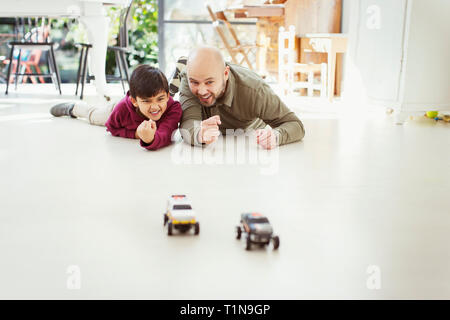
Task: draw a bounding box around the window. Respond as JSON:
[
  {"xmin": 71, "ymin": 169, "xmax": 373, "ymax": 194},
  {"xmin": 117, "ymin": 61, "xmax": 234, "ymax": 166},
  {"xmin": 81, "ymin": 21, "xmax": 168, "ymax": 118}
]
[
  {"xmin": 248, "ymin": 218, "xmax": 269, "ymax": 224},
  {"xmin": 158, "ymin": 0, "xmax": 256, "ymax": 74},
  {"xmin": 173, "ymin": 204, "xmax": 192, "ymax": 210}
]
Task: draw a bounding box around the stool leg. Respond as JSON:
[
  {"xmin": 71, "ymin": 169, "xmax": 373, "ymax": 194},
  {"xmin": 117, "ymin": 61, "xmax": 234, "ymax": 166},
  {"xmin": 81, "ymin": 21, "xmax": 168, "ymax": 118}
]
[
  {"xmin": 50, "ymin": 46, "xmax": 62, "ymax": 95},
  {"xmin": 75, "ymin": 46, "xmax": 84, "ymax": 96},
  {"xmin": 47, "ymin": 50, "xmax": 57, "ymax": 90},
  {"xmin": 80, "ymin": 47, "xmax": 89, "ymax": 100},
  {"xmin": 14, "ymin": 49, "xmax": 22, "ymax": 90},
  {"xmin": 115, "ymin": 52, "xmax": 125, "ymax": 94},
  {"xmin": 119, "ymin": 51, "xmax": 129, "ymax": 84},
  {"xmin": 5, "ymin": 45, "xmax": 14, "ymax": 94}
]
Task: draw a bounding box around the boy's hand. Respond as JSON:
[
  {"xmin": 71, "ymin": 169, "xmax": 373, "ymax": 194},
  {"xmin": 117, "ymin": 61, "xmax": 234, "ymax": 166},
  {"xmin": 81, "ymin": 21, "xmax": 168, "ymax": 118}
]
[
  {"xmin": 136, "ymin": 120, "xmax": 157, "ymax": 144},
  {"xmin": 198, "ymin": 115, "xmax": 221, "ymax": 144},
  {"xmin": 256, "ymin": 128, "xmax": 279, "ymax": 150}
]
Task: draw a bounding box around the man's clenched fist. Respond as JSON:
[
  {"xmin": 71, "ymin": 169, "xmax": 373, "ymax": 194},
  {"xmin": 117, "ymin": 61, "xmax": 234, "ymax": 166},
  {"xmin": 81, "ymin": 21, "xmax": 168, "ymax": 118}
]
[
  {"xmin": 256, "ymin": 128, "xmax": 279, "ymax": 150},
  {"xmin": 198, "ymin": 115, "xmax": 221, "ymax": 144}
]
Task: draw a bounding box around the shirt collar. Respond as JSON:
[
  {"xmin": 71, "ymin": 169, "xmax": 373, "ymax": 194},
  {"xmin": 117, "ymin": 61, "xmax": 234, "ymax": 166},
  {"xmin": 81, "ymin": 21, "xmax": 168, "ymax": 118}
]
[{"xmin": 216, "ymin": 64, "xmax": 234, "ymax": 108}]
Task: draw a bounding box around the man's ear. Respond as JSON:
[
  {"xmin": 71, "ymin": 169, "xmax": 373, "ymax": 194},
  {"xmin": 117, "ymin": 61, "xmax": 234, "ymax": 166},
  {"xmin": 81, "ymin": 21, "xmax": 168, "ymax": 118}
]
[
  {"xmin": 224, "ymin": 66, "xmax": 230, "ymax": 81},
  {"xmin": 130, "ymin": 96, "xmax": 138, "ymax": 107}
]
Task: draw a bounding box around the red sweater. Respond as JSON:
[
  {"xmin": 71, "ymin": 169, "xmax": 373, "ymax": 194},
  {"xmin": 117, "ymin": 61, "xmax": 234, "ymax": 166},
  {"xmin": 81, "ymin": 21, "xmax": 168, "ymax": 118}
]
[{"xmin": 105, "ymin": 92, "xmax": 182, "ymax": 150}]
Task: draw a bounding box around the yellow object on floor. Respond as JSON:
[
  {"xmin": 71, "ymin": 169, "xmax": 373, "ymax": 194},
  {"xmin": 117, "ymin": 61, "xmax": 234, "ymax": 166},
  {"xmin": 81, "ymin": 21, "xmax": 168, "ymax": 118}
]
[{"xmin": 426, "ymin": 111, "xmax": 439, "ymax": 118}]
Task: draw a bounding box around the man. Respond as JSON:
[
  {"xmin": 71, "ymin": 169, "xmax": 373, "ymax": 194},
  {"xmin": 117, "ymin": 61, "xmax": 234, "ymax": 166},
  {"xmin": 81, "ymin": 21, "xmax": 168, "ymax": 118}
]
[{"xmin": 178, "ymin": 46, "xmax": 305, "ymax": 149}]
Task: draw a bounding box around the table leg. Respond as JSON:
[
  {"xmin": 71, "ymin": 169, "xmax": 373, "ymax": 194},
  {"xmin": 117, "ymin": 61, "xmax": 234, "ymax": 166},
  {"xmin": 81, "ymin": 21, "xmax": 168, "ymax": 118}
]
[
  {"xmin": 327, "ymin": 49, "xmax": 337, "ymax": 102},
  {"xmin": 299, "ymin": 41, "xmax": 307, "ymax": 96},
  {"xmin": 335, "ymin": 53, "xmax": 343, "ymax": 97},
  {"xmin": 79, "ymin": 3, "xmax": 109, "ymax": 100}
]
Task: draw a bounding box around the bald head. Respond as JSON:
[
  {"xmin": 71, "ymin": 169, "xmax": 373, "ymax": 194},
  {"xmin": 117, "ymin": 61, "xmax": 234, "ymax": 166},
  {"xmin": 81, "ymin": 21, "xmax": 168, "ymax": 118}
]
[
  {"xmin": 187, "ymin": 46, "xmax": 225, "ymax": 73},
  {"xmin": 186, "ymin": 46, "xmax": 230, "ymax": 107}
]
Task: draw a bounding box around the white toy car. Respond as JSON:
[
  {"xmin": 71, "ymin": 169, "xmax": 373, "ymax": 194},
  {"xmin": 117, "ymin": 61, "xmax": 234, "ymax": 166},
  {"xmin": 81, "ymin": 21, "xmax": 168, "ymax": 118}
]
[{"xmin": 164, "ymin": 195, "xmax": 199, "ymax": 236}]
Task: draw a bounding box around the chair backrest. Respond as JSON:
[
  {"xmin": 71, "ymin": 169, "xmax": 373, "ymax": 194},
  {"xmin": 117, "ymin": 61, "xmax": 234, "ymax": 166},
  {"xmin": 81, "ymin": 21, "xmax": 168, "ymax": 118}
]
[
  {"xmin": 206, "ymin": 3, "xmax": 244, "ymax": 66},
  {"xmin": 278, "ymin": 25, "xmax": 296, "ymax": 89},
  {"xmin": 206, "ymin": 4, "xmax": 240, "ymax": 48},
  {"xmin": 278, "ymin": 25, "xmax": 296, "ymax": 64},
  {"xmin": 14, "ymin": 17, "xmax": 50, "ymax": 43},
  {"xmin": 214, "ymin": 10, "xmax": 242, "ymax": 47},
  {"xmin": 117, "ymin": 0, "xmax": 134, "ymax": 48}
]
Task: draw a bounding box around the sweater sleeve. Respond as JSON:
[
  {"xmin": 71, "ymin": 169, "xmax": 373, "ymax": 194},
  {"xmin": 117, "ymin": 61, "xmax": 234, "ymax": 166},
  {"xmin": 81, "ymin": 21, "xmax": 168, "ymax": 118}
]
[
  {"xmin": 254, "ymin": 82, "xmax": 305, "ymax": 146},
  {"xmin": 140, "ymin": 100, "xmax": 182, "ymax": 151},
  {"xmin": 105, "ymin": 106, "xmax": 136, "ymax": 139}
]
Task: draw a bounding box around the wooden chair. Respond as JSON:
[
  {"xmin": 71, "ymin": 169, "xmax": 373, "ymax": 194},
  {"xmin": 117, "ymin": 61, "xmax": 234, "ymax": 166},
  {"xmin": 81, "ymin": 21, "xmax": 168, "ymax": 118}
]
[
  {"xmin": 4, "ymin": 17, "xmax": 61, "ymax": 95},
  {"xmin": 206, "ymin": 4, "xmax": 269, "ymax": 76},
  {"xmin": 278, "ymin": 25, "xmax": 327, "ymax": 97}
]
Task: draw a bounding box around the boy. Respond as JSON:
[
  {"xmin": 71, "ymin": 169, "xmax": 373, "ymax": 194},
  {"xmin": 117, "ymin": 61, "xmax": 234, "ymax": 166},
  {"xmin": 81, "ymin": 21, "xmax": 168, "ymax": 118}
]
[{"xmin": 50, "ymin": 65, "xmax": 182, "ymax": 150}]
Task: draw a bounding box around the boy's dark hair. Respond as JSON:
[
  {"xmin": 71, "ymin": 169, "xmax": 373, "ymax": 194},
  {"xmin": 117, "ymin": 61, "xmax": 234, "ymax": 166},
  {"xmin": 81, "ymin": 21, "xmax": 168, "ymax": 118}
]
[{"xmin": 129, "ymin": 65, "xmax": 169, "ymax": 99}]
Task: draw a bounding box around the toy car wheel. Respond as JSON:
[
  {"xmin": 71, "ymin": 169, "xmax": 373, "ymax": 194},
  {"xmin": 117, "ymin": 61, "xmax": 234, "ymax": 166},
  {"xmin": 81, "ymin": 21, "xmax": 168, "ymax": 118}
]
[
  {"xmin": 272, "ymin": 235, "xmax": 280, "ymax": 250},
  {"xmin": 168, "ymin": 222, "xmax": 173, "ymax": 236},
  {"xmin": 236, "ymin": 226, "xmax": 242, "ymax": 239},
  {"xmin": 194, "ymin": 222, "xmax": 200, "ymax": 235},
  {"xmin": 164, "ymin": 213, "xmax": 168, "ymax": 226},
  {"xmin": 246, "ymin": 236, "xmax": 252, "ymax": 251}
]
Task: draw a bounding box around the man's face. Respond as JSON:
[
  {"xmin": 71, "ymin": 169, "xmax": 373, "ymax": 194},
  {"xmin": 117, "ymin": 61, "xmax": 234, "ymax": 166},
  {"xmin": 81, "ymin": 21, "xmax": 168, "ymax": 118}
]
[
  {"xmin": 131, "ymin": 91, "xmax": 169, "ymax": 121},
  {"xmin": 187, "ymin": 66, "xmax": 229, "ymax": 107}
]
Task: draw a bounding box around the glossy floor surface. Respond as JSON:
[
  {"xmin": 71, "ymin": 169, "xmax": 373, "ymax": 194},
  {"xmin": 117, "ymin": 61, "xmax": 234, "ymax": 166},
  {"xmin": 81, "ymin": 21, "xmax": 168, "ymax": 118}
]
[{"xmin": 1, "ymin": 84, "xmax": 449, "ymax": 299}]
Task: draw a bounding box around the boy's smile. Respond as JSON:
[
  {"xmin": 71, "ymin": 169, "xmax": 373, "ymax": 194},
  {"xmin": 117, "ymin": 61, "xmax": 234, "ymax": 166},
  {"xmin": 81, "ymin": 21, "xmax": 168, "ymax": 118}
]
[{"xmin": 131, "ymin": 91, "xmax": 169, "ymax": 121}]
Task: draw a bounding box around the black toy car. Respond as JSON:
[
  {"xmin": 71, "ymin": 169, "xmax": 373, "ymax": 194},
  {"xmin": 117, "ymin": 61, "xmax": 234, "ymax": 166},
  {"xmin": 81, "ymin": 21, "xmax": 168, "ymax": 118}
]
[{"xmin": 236, "ymin": 213, "xmax": 279, "ymax": 250}]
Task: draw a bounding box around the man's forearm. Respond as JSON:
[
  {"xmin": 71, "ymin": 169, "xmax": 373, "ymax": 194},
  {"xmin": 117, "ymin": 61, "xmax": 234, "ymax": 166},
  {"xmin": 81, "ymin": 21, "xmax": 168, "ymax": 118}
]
[{"xmin": 274, "ymin": 119, "xmax": 305, "ymax": 146}]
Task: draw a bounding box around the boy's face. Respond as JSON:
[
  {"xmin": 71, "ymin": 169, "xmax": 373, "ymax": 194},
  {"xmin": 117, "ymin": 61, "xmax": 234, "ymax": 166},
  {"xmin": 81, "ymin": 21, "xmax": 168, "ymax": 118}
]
[{"xmin": 130, "ymin": 91, "xmax": 169, "ymax": 121}]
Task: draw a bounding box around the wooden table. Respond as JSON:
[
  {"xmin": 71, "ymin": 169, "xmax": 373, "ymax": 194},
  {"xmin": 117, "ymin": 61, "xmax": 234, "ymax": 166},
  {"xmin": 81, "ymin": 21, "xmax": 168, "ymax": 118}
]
[
  {"xmin": 226, "ymin": 4, "xmax": 285, "ymax": 18},
  {"xmin": 299, "ymin": 33, "xmax": 348, "ymax": 101},
  {"xmin": 224, "ymin": 3, "xmax": 346, "ymax": 100}
]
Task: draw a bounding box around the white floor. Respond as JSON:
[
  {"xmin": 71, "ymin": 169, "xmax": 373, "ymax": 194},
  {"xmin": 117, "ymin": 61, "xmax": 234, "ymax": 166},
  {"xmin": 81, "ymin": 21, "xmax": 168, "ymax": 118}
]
[{"xmin": 0, "ymin": 84, "xmax": 449, "ymax": 299}]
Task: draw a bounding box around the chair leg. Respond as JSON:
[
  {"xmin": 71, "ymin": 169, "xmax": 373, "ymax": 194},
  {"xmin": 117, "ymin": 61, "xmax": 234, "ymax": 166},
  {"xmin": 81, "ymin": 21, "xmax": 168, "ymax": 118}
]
[
  {"xmin": 241, "ymin": 49, "xmax": 253, "ymax": 71},
  {"xmin": 307, "ymin": 70, "xmax": 314, "ymax": 97},
  {"xmin": 320, "ymin": 63, "xmax": 327, "ymax": 98},
  {"xmin": 15, "ymin": 49, "xmax": 22, "ymax": 90},
  {"xmin": 115, "ymin": 52, "xmax": 126, "ymax": 94},
  {"xmin": 25, "ymin": 65, "xmax": 36, "ymax": 84},
  {"xmin": 50, "ymin": 46, "xmax": 62, "ymax": 95},
  {"xmin": 80, "ymin": 47, "xmax": 89, "ymax": 100},
  {"xmin": 119, "ymin": 51, "xmax": 129, "ymax": 84},
  {"xmin": 5, "ymin": 45, "xmax": 14, "ymax": 94},
  {"xmin": 19, "ymin": 64, "xmax": 28, "ymax": 84},
  {"xmin": 8, "ymin": 61, "xmax": 17, "ymax": 84},
  {"xmin": 33, "ymin": 65, "xmax": 45, "ymax": 84},
  {"xmin": 75, "ymin": 46, "xmax": 84, "ymax": 96},
  {"xmin": 47, "ymin": 51, "xmax": 56, "ymax": 86}
]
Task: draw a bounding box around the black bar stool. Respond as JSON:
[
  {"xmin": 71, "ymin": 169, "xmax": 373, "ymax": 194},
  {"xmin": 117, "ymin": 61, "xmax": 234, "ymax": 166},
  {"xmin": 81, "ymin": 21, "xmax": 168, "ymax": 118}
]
[{"xmin": 5, "ymin": 17, "xmax": 61, "ymax": 95}]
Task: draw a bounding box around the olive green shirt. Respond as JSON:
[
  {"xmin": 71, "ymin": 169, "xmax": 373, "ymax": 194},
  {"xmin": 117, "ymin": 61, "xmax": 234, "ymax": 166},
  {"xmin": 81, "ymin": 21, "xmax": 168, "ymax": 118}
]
[{"xmin": 179, "ymin": 63, "xmax": 305, "ymax": 146}]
